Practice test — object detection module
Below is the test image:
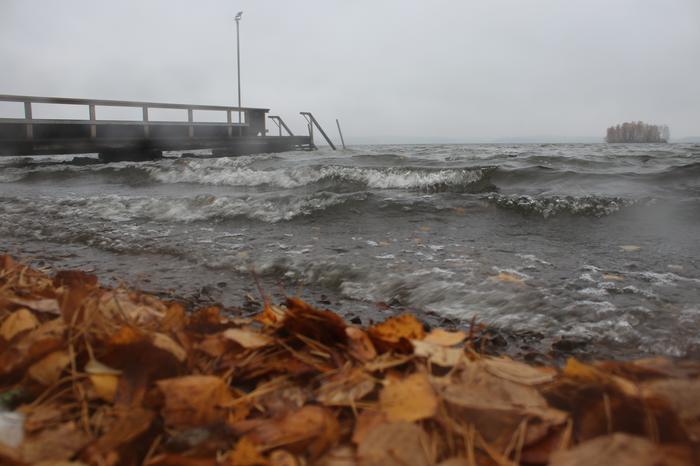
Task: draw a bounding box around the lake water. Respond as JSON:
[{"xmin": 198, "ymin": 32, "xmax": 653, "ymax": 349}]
[{"xmin": 1, "ymin": 143, "xmax": 699, "ymax": 359}]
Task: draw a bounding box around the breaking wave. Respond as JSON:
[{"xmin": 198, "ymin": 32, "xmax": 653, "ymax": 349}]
[
  {"xmin": 485, "ymin": 194, "xmax": 641, "ymax": 217},
  {"xmin": 0, "ymin": 191, "xmax": 369, "ymax": 224}
]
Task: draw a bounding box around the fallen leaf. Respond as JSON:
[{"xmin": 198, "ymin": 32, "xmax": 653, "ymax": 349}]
[
  {"xmin": 345, "ymin": 327, "xmax": 376, "ymax": 362},
  {"xmin": 411, "ymin": 340, "xmax": 463, "ymax": 367},
  {"xmin": 82, "ymin": 408, "xmax": 155, "ymax": 466},
  {"xmin": 151, "ymin": 332, "xmax": 187, "ymax": 362},
  {"xmin": 227, "ymin": 436, "xmax": 266, "ymax": 466},
  {"xmin": 222, "ymin": 327, "xmax": 273, "ymax": 349},
  {"xmin": 235, "ymin": 405, "xmax": 339, "ymax": 459},
  {"xmin": 620, "ymin": 245, "xmax": 641, "ymax": 252},
  {"xmin": 549, "ymin": 433, "xmax": 692, "ymax": 466},
  {"xmin": 27, "ymin": 350, "xmax": 71, "ymax": 386},
  {"xmin": 379, "ymin": 372, "xmax": 437, "ymax": 422},
  {"xmin": 19, "ymin": 421, "xmax": 90, "ymax": 463},
  {"xmin": 146, "ymin": 454, "xmax": 217, "ymax": 466},
  {"xmin": 316, "ymin": 445, "xmax": 356, "ymax": 466},
  {"xmin": 256, "ymin": 303, "xmax": 286, "ymax": 326},
  {"xmin": 482, "ymin": 356, "xmax": 556, "ymax": 385},
  {"xmin": 493, "ymin": 272, "xmax": 524, "ymax": 285},
  {"xmin": 8, "ymin": 299, "xmax": 61, "ymax": 315},
  {"xmin": 423, "ymin": 328, "xmax": 466, "ymax": 346},
  {"xmin": 643, "ymin": 378, "xmax": 700, "ymax": 441},
  {"xmin": 357, "ymin": 422, "xmax": 433, "ymax": 466},
  {"xmin": 368, "ymin": 314, "xmax": 425, "ymax": 352},
  {"xmin": 0, "ymin": 318, "xmax": 66, "ymax": 378},
  {"xmin": 157, "ymin": 375, "xmax": 236, "ymax": 427},
  {"xmin": 1, "ymin": 308, "xmax": 39, "ymax": 341},
  {"xmin": 436, "ymin": 363, "xmax": 567, "ymax": 449},
  {"xmin": 317, "ymin": 368, "xmax": 375, "ymax": 406},
  {"xmin": 269, "ymin": 449, "xmax": 299, "ymax": 466}
]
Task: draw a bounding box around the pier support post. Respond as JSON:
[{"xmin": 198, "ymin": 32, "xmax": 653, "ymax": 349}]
[{"xmin": 24, "ymin": 102, "xmax": 33, "ymax": 140}]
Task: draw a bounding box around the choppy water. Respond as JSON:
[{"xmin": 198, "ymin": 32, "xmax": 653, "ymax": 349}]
[{"xmin": 1, "ymin": 143, "xmax": 700, "ymax": 359}]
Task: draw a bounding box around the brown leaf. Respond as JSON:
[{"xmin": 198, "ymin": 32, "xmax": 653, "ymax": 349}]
[
  {"xmin": 317, "ymin": 368, "xmax": 376, "ymax": 406},
  {"xmin": 27, "ymin": 350, "xmax": 71, "ymax": 386},
  {"xmin": 345, "ymin": 327, "xmax": 376, "ymax": 362},
  {"xmin": 317, "ymin": 445, "xmax": 356, "ymax": 466},
  {"xmin": 82, "ymin": 408, "xmax": 155, "ymax": 466},
  {"xmin": 436, "ymin": 363, "xmax": 567, "ymax": 449},
  {"xmin": 643, "ymin": 378, "xmax": 700, "ymax": 441},
  {"xmin": 157, "ymin": 375, "xmax": 236, "ymax": 427},
  {"xmin": 352, "ymin": 410, "xmax": 387, "ymax": 445},
  {"xmin": 268, "ymin": 449, "xmax": 300, "ymax": 466},
  {"xmin": 19, "ymin": 421, "xmax": 90, "ymax": 463},
  {"xmin": 379, "ymin": 372, "xmax": 437, "ymax": 422},
  {"xmin": 549, "ymin": 433, "xmax": 693, "ymax": 466},
  {"xmin": 237, "ymin": 405, "xmax": 339, "ymax": 459},
  {"xmin": 282, "ymin": 297, "xmax": 347, "ymax": 346},
  {"xmin": 8, "ymin": 298, "xmax": 61, "ymax": 315},
  {"xmin": 482, "ymin": 356, "xmax": 556, "ymax": 385},
  {"xmin": 147, "ymin": 454, "xmax": 217, "ymax": 466},
  {"xmin": 1, "ymin": 308, "xmax": 39, "ymax": 341},
  {"xmin": 367, "ymin": 314, "xmax": 425, "ymax": 353},
  {"xmin": 357, "ymin": 422, "xmax": 433, "ymax": 466},
  {"xmin": 222, "ymin": 327, "xmax": 273, "ymax": 349},
  {"xmin": 0, "ymin": 318, "xmax": 66, "ymax": 378}
]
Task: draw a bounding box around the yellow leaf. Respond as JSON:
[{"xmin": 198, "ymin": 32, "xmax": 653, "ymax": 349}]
[
  {"xmin": 90, "ymin": 373, "xmax": 119, "ymax": 402},
  {"xmin": 1, "ymin": 308, "xmax": 39, "ymax": 341},
  {"xmin": 151, "ymin": 332, "xmax": 187, "ymax": 362},
  {"xmin": 380, "ymin": 372, "xmax": 437, "ymax": 422},
  {"xmin": 28, "ymin": 350, "xmax": 71, "ymax": 386},
  {"xmin": 222, "ymin": 327, "xmax": 273, "ymax": 349},
  {"xmin": 493, "ymin": 272, "xmax": 524, "ymax": 285},
  {"xmin": 620, "ymin": 245, "xmax": 641, "ymax": 252},
  {"xmin": 423, "ymin": 328, "xmax": 466, "ymax": 346},
  {"xmin": 412, "ymin": 340, "xmax": 463, "ymax": 367}
]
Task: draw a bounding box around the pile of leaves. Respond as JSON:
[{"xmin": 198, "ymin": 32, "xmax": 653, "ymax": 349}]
[{"xmin": 1, "ymin": 255, "xmax": 699, "ymax": 466}]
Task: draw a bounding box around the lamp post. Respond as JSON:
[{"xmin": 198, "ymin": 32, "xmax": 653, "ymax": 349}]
[{"xmin": 235, "ymin": 11, "xmax": 243, "ymax": 135}]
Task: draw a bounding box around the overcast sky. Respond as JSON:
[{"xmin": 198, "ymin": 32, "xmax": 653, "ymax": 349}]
[{"xmin": 1, "ymin": 0, "xmax": 698, "ymax": 143}]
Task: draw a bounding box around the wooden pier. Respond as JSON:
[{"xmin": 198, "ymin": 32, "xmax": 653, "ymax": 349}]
[{"xmin": 0, "ymin": 94, "xmax": 312, "ymax": 161}]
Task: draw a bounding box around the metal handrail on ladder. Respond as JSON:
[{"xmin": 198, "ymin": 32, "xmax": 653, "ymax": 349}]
[
  {"xmin": 267, "ymin": 115, "xmax": 294, "ymax": 136},
  {"xmin": 300, "ymin": 112, "xmax": 336, "ymax": 150}
]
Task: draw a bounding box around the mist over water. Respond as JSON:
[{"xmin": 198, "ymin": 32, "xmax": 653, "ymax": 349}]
[{"xmin": 1, "ymin": 143, "xmax": 699, "ymax": 359}]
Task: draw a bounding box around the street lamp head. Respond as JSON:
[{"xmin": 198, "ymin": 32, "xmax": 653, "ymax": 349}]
[{"xmin": 235, "ymin": 11, "xmax": 243, "ymax": 21}]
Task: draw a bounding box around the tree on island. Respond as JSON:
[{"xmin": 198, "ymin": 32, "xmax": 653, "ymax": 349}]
[{"xmin": 606, "ymin": 121, "xmax": 670, "ymax": 143}]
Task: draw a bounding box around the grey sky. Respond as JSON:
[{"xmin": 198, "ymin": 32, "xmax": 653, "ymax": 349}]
[{"xmin": 1, "ymin": 0, "xmax": 698, "ymax": 142}]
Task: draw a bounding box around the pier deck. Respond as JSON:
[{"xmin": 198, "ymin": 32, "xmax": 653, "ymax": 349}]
[{"xmin": 0, "ymin": 94, "xmax": 311, "ymax": 161}]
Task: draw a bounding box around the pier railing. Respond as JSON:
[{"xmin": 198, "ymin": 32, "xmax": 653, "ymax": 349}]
[{"xmin": 0, "ymin": 94, "xmax": 270, "ymax": 142}]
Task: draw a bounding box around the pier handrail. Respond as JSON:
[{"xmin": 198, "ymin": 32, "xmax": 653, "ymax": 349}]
[{"xmin": 0, "ymin": 94, "xmax": 268, "ymax": 114}]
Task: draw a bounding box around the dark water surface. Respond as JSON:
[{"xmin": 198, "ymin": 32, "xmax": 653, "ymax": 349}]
[{"xmin": 1, "ymin": 143, "xmax": 699, "ymax": 359}]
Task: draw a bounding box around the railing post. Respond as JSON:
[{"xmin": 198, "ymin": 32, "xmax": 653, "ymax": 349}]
[
  {"xmin": 227, "ymin": 110, "xmax": 232, "ymax": 138},
  {"xmin": 142, "ymin": 106, "xmax": 150, "ymax": 138},
  {"xmin": 188, "ymin": 108, "xmax": 194, "ymax": 138},
  {"xmin": 89, "ymin": 104, "xmax": 97, "ymax": 139},
  {"xmin": 24, "ymin": 101, "xmax": 33, "ymax": 140}
]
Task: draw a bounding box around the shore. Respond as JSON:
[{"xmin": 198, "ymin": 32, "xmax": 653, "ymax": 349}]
[{"xmin": 1, "ymin": 255, "xmax": 699, "ymax": 465}]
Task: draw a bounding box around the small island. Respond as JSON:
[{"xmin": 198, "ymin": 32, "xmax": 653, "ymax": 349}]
[{"xmin": 606, "ymin": 121, "xmax": 670, "ymax": 143}]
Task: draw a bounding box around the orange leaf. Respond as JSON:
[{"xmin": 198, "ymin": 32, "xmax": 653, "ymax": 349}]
[{"xmin": 368, "ymin": 314, "xmax": 425, "ymax": 353}]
